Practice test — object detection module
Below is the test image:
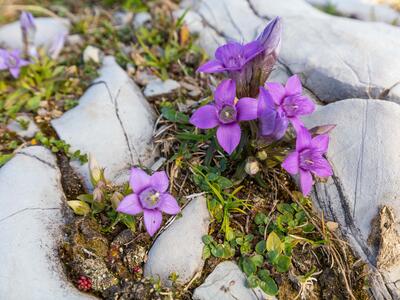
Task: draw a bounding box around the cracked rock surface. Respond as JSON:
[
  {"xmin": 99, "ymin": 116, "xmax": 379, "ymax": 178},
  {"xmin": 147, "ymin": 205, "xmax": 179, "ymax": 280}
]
[
  {"xmin": 0, "ymin": 146, "xmax": 94, "ymax": 300},
  {"xmin": 180, "ymin": 0, "xmax": 400, "ymax": 103},
  {"xmin": 307, "ymin": 0, "xmax": 400, "ymax": 24},
  {"xmin": 193, "ymin": 261, "xmax": 276, "ymax": 300},
  {"xmin": 144, "ymin": 195, "xmax": 210, "ymax": 286},
  {"xmin": 0, "ymin": 17, "xmax": 70, "ymax": 51},
  {"xmin": 303, "ymin": 99, "xmax": 400, "ymax": 299},
  {"xmin": 52, "ymin": 56, "xmax": 157, "ymax": 189}
]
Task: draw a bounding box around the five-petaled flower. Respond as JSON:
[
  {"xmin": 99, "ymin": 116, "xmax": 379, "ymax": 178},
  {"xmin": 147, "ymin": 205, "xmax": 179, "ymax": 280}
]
[
  {"xmin": 189, "ymin": 79, "xmax": 258, "ymax": 154},
  {"xmin": 117, "ymin": 168, "xmax": 180, "ymax": 237},
  {"xmin": 282, "ymin": 127, "xmax": 333, "ymax": 196},
  {"xmin": 0, "ymin": 49, "xmax": 29, "ymax": 78},
  {"xmin": 265, "ymin": 75, "xmax": 315, "ymax": 132}
]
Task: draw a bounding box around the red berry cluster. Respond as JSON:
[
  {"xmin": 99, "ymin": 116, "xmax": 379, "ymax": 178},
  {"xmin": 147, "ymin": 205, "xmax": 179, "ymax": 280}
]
[
  {"xmin": 132, "ymin": 266, "xmax": 142, "ymax": 273},
  {"xmin": 77, "ymin": 276, "xmax": 92, "ymax": 292}
]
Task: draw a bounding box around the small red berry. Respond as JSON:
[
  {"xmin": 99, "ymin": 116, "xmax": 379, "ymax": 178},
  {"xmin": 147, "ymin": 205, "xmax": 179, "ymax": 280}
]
[
  {"xmin": 77, "ymin": 276, "xmax": 92, "ymax": 292},
  {"xmin": 132, "ymin": 266, "xmax": 142, "ymax": 273}
]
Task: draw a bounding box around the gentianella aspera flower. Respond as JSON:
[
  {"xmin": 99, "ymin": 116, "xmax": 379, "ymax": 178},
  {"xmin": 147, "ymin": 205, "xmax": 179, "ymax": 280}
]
[
  {"xmin": 265, "ymin": 75, "xmax": 315, "ymax": 131},
  {"xmin": 197, "ymin": 17, "xmax": 282, "ymax": 98},
  {"xmin": 0, "ymin": 49, "xmax": 29, "ymax": 78},
  {"xmin": 257, "ymin": 87, "xmax": 288, "ymax": 141},
  {"xmin": 282, "ymin": 127, "xmax": 333, "ymax": 196},
  {"xmin": 20, "ymin": 11, "xmax": 37, "ymax": 58},
  {"xmin": 117, "ymin": 168, "xmax": 180, "ymax": 236},
  {"xmin": 190, "ymin": 79, "xmax": 258, "ymax": 154}
]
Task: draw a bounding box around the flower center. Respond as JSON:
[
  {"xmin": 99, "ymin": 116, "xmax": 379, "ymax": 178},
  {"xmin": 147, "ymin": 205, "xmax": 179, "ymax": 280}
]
[
  {"xmin": 139, "ymin": 187, "xmax": 161, "ymax": 209},
  {"xmin": 299, "ymin": 149, "xmax": 315, "ymax": 171},
  {"xmin": 225, "ymin": 55, "xmax": 243, "ymax": 68},
  {"xmin": 282, "ymin": 96, "xmax": 300, "ymax": 117},
  {"xmin": 218, "ymin": 105, "xmax": 237, "ymax": 124}
]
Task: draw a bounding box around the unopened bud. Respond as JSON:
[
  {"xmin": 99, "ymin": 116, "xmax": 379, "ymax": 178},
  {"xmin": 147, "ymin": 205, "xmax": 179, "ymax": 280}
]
[
  {"xmin": 93, "ymin": 187, "xmax": 103, "ymax": 202},
  {"xmin": 111, "ymin": 192, "xmax": 124, "ymax": 209},
  {"xmin": 89, "ymin": 154, "xmax": 102, "ymax": 185},
  {"xmin": 245, "ymin": 157, "xmax": 260, "ymax": 176},
  {"xmin": 256, "ymin": 150, "xmax": 268, "ymax": 161}
]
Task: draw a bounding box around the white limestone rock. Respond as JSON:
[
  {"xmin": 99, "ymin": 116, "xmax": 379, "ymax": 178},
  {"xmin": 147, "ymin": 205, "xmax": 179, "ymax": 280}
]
[
  {"xmin": 52, "ymin": 56, "xmax": 157, "ymax": 188},
  {"xmin": 83, "ymin": 45, "xmax": 103, "ymax": 64},
  {"xmin": 0, "ymin": 146, "xmax": 94, "ymax": 300},
  {"xmin": 181, "ymin": 0, "xmax": 400, "ymax": 103},
  {"xmin": 144, "ymin": 78, "xmax": 181, "ymax": 99},
  {"xmin": 0, "ymin": 17, "xmax": 70, "ymax": 51},
  {"xmin": 133, "ymin": 12, "xmax": 152, "ymax": 28},
  {"xmin": 7, "ymin": 114, "xmax": 39, "ymax": 139},
  {"xmin": 144, "ymin": 195, "xmax": 210, "ymax": 286},
  {"xmin": 306, "ymin": 0, "xmax": 400, "ymax": 24},
  {"xmin": 193, "ymin": 261, "xmax": 276, "ymax": 300},
  {"xmin": 303, "ymin": 99, "xmax": 400, "ymax": 299}
]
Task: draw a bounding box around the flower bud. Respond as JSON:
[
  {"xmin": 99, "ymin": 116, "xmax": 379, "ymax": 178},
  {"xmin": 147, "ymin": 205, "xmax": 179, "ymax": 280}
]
[
  {"xmin": 245, "ymin": 157, "xmax": 260, "ymax": 176},
  {"xmin": 111, "ymin": 192, "xmax": 124, "ymax": 209},
  {"xmin": 93, "ymin": 187, "xmax": 103, "ymax": 202},
  {"xmin": 89, "ymin": 154, "xmax": 103, "ymax": 185},
  {"xmin": 256, "ymin": 150, "xmax": 268, "ymax": 161}
]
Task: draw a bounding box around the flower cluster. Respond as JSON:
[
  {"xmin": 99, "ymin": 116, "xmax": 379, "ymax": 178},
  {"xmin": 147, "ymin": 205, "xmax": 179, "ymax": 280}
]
[{"xmin": 190, "ymin": 17, "xmax": 333, "ymax": 196}]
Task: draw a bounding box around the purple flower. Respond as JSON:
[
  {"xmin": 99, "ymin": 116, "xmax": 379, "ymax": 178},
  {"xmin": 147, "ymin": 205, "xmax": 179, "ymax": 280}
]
[
  {"xmin": 20, "ymin": 11, "xmax": 36, "ymax": 34},
  {"xmin": 117, "ymin": 168, "xmax": 180, "ymax": 237},
  {"xmin": 197, "ymin": 41, "xmax": 263, "ymax": 73},
  {"xmin": 257, "ymin": 87, "xmax": 289, "ymax": 141},
  {"xmin": 265, "ymin": 75, "xmax": 315, "ymax": 131},
  {"xmin": 282, "ymin": 127, "xmax": 333, "ymax": 196},
  {"xmin": 197, "ymin": 17, "xmax": 282, "ymax": 98},
  {"xmin": 0, "ymin": 49, "xmax": 29, "ymax": 78},
  {"xmin": 190, "ymin": 79, "xmax": 258, "ymax": 154}
]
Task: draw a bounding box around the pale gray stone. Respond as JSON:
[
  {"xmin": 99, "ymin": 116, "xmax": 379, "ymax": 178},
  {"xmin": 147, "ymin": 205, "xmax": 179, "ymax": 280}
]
[
  {"xmin": 0, "ymin": 17, "xmax": 70, "ymax": 51},
  {"xmin": 181, "ymin": 0, "xmax": 400, "ymax": 103},
  {"xmin": 7, "ymin": 114, "xmax": 39, "ymax": 139},
  {"xmin": 303, "ymin": 99, "xmax": 400, "ymax": 299},
  {"xmin": 52, "ymin": 56, "xmax": 157, "ymax": 189},
  {"xmin": 193, "ymin": 261, "xmax": 276, "ymax": 300},
  {"xmin": 113, "ymin": 11, "xmax": 133, "ymax": 26},
  {"xmin": 133, "ymin": 12, "xmax": 152, "ymax": 28},
  {"xmin": 144, "ymin": 78, "xmax": 180, "ymax": 98},
  {"xmin": 0, "ymin": 146, "xmax": 94, "ymax": 300},
  {"xmin": 307, "ymin": 0, "xmax": 400, "ymax": 24},
  {"xmin": 144, "ymin": 195, "xmax": 210, "ymax": 286},
  {"xmin": 83, "ymin": 45, "xmax": 103, "ymax": 64}
]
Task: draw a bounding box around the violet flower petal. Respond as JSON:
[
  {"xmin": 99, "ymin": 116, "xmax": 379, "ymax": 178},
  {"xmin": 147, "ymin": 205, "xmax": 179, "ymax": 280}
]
[
  {"xmin": 143, "ymin": 209, "xmax": 163, "ymax": 237},
  {"xmin": 117, "ymin": 194, "xmax": 143, "ymax": 215},
  {"xmin": 9, "ymin": 67, "xmax": 20, "ymax": 79},
  {"xmin": 294, "ymin": 96, "xmax": 315, "ymax": 115},
  {"xmin": 197, "ymin": 59, "xmax": 225, "ymax": 73},
  {"xmin": 299, "ymin": 169, "xmax": 313, "ymax": 196},
  {"xmin": 272, "ymin": 113, "xmax": 289, "ymax": 140},
  {"xmin": 236, "ymin": 97, "xmax": 258, "ymax": 121},
  {"xmin": 150, "ymin": 171, "xmax": 169, "ymax": 193},
  {"xmin": 285, "ymin": 75, "xmax": 302, "ymax": 95},
  {"xmin": 257, "ymin": 87, "xmax": 274, "ymax": 114},
  {"xmin": 257, "ymin": 16, "xmax": 282, "ymax": 54},
  {"xmin": 282, "ymin": 151, "xmax": 299, "ymax": 174},
  {"xmin": 216, "ymin": 122, "xmax": 241, "ymax": 155},
  {"xmin": 312, "ymin": 158, "xmax": 333, "ymax": 177},
  {"xmin": 296, "ymin": 126, "xmax": 312, "ymax": 150},
  {"xmin": 243, "ymin": 40, "xmax": 263, "ymax": 62},
  {"xmin": 311, "ymin": 134, "xmax": 330, "ymax": 153},
  {"xmin": 158, "ymin": 193, "xmax": 180, "ymax": 215},
  {"xmin": 265, "ymin": 82, "xmax": 285, "ymax": 105},
  {"xmin": 130, "ymin": 168, "xmax": 151, "ymax": 194},
  {"xmin": 214, "ymin": 79, "xmax": 236, "ymax": 108},
  {"xmin": 215, "ymin": 42, "xmax": 243, "ymax": 63},
  {"xmin": 189, "ymin": 104, "xmax": 219, "ymax": 129},
  {"xmin": 259, "ymin": 109, "xmax": 277, "ymax": 136}
]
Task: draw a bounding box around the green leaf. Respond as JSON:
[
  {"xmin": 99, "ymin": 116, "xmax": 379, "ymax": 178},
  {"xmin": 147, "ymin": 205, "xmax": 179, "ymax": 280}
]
[
  {"xmin": 259, "ymin": 275, "xmax": 278, "ymax": 296},
  {"xmin": 250, "ymin": 254, "xmax": 264, "ymax": 268},
  {"xmin": 257, "ymin": 269, "xmax": 270, "ymax": 282},
  {"xmin": 255, "ymin": 213, "xmax": 267, "ymax": 225},
  {"xmin": 255, "ymin": 240, "xmax": 266, "ymax": 254},
  {"xmin": 211, "ymin": 244, "xmax": 224, "ymax": 257},
  {"xmin": 0, "ymin": 154, "xmax": 14, "ymax": 167},
  {"xmin": 266, "ymin": 231, "xmax": 283, "ymax": 254},
  {"xmin": 67, "ymin": 200, "xmax": 90, "ymax": 216},
  {"xmin": 202, "ymin": 235, "xmax": 213, "ymax": 245},
  {"xmin": 242, "ymin": 257, "xmax": 257, "ymax": 276},
  {"xmin": 161, "ymin": 107, "xmax": 189, "ymax": 124},
  {"xmin": 25, "ymin": 96, "xmax": 41, "ymax": 111},
  {"xmin": 247, "ymin": 274, "xmax": 260, "ymax": 288},
  {"xmin": 226, "ymin": 228, "xmax": 235, "ymax": 241},
  {"xmin": 202, "ymin": 246, "xmax": 211, "ymax": 259},
  {"xmin": 217, "ymin": 176, "xmax": 233, "ymax": 189},
  {"xmin": 275, "ymin": 255, "xmax": 291, "ymax": 273}
]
